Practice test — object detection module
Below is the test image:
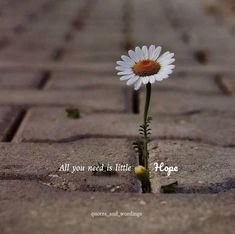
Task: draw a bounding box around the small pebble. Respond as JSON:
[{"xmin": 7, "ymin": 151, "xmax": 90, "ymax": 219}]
[
  {"xmin": 110, "ymin": 188, "xmax": 116, "ymax": 192},
  {"xmin": 160, "ymin": 201, "xmax": 167, "ymax": 205},
  {"xmin": 48, "ymin": 174, "xmax": 59, "ymax": 178},
  {"xmin": 139, "ymin": 200, "xmax": 146, "ymax": 205}
]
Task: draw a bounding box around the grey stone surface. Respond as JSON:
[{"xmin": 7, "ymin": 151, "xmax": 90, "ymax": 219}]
[
  {"xmin": 0, "ymin": 140, "xmax": 139, "ymax": 192},
  {"xmin": 14, "ymin": 108, "xmax": 235, "ymax": 146},
  {"xmin": 152, "ymin": 73, "xmax": 221, "ymax": 94},
  {"xmin": 140, "ymin": 90, "xmax": 235, "ymax": 114},
  {"xmin": 0, "ymin": 88, "xmax": 127, "ymax": 111},
  {"xmin": 47, "ymin": 72, "xmax": 221, "ymax": 94},
  {"xmin": 46, "ymin": 72, "xmax": 122, "ymax": 90},
  {"xmin": 0, "ymin": 72, "xmax": 41, "ymax": 88},
  {"xmin": 148, "ymin": 140, "xmax": 235, "ymax": 193},
  {"xmin": 0, "ymin": 0, "xmax": 235, "ymax": 233},
  {"xmin": 165, "ymin": 0, "xmax": 235, "ymax": 65},
  {"xmin": 0, "ymin": 185, "xmax": 234, "ymax": 234}
]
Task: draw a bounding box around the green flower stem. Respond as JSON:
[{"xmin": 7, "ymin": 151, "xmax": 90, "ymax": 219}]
[{"xmin": 143, "ymin": 83, "xmax": 151, "ymax": 170}]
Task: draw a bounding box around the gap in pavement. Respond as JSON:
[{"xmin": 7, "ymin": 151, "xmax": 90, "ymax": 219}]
[{"xmin": 3, "ymin": 109, "xmax": 27, "ymax": 142}]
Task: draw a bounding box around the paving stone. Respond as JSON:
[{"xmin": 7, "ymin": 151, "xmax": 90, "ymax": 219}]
[
  {"xmin": 0, "ymin": 72, "xmax": 41, "ymax": 88},
  {"xmin": 140, "ymin": 90, "xmax": 235, "ymax": 114},
  {"xmin": 165, "ymin": 0, "xmax": 235, "ymax": 65},
  {"xmin": 152, "ymin": 73, "xmax": 221, "ymax": 94},
  {"xmin": 0, "ymin": 186, "xmax": 234, "ymax": 234},
  {"xmin": 0, "ymin": 89, "xmax": 126, "ymax": 111},
  {"xmin": 148, "ymin": 140, "xmax": 235, "ymax": 193},
  {"xmin": 46, "ymin": 72, "xmax": 121, "ymax": 89},
  {"xmin": 0, "ymin": 107, "xmax": 22, "ymax": 141},
  {"xmin": 13, "ymin": 109, "xmax": 235, "ymax": 146},
  {"xmin": 62, "ymin": 50, "xmax": 121, "ymax": 63},
  {"xmin": 0, "ymin": 180, "xmax": 65, "ymax": 201},
  {"xmin": 0, "ymin": 140, "xmax": 139, "ymax": 192},
  {"xmin": 0, "ymin": 0, "xmax": 235, "ymax": 233},
  {"xmin": 46, "ymin": 72, "xmax": 221, "ymax": 94},
  {"xmin": 132, "ymin": 0, "xmax": 197, "ymax": 66}
]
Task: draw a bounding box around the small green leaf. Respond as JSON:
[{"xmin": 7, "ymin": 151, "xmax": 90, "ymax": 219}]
[
  {"xmin": 65, "ymin": 107, "xmax": 80, "ymax": 119},
  {"xmin": 161, "ymin": 181, "xmax": 178, "ymax": 193}
]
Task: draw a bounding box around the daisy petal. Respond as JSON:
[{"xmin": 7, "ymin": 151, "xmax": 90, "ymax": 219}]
[
  {"xmin": 164, "ymin": 65, "xmax": 175, "ymax": 70},
  {"xmin": 120, "ymin": 74, "xmax": 134, "ymax": 80},
  {"xmin": 128, "ymin": 50, "xmax": 139, "ymax": 62},
  {"xmin": 116, "ymin": 61, "xmax": 132, "ymax": 68},
  {"xmin": 150, "ymin": 75, "xmax": 155, "ymax": 83},
  {"xmin": 134, "ymin": 79, "xmax": 142, "ymax": 90},
  {"xmin": 135, "ymin": 47, "xmax": 144, "ymax": 60},
  {"xmin": 158, "ymin": 53, "xmax": 174, "ymax": 63},
  {"xmin": 121, "ymin": 55, "xmax": 135, "ymax": 66},
  {"xmin": 142, "ymin": 76, "xmax": 150, "ymax": 84},
  {"xmin": 127, "ymin": 76, "xmax": 139, "ymax": 85},
  {"xmin": 117, "ymin": 70, "xmax": 133, "ymax": 75},
  {"xmin": 115, "ymin": 66, "xmax": 129, "ymax": 71},
  {"xmin": 142, "ymin": 46, "xmax": 148, "ymax": 59},
  {"xmin": 160, "ymin": 58, "xmax": 175, "ymax": 66},
  {"xmin": 157, "ymin": 52, "xmax": 170, "ymax": 62},
  {"xmin": 152, "ymin": 46, "xmax": 162, "ymax": 60},
  {"xmin": 149, "ymin": 45, "xmax": 155, "ymax": 59},
  {"xmin": 154, "ymin": 74, "xmax": 164, "ymax": 81}
]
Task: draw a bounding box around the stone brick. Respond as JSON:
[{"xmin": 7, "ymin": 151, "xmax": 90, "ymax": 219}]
[
  {"xmin": 0, "ymin": 187, "xmax": 234, "ymax": 234},
  {"xmin": 0, "ymin": 72, "xmax": 41, "ymax": 88},
  {"xmin": 152, "ymin": 73, "xmax": 221, "ymax": 94},
  {"xmin": 46, "ymin": 72, "xmax": 122, "ymax": 90},
  {"xmin": 0, "ymin": 140, "xmax": 139, "ymax": 192},
  {"xmin": 148, "ymin": 140, "xmax": 235, "ymax": 193},
  {"xmin": 0, "ymin": 88, "xmax": 126, "ymax": 111},
  {"xmin": 46, "ymin": 73, "xmax": 221, "ymax": 94},
  {"xmin": 13, "ymin": 109, "xmax": 235, "ymax": 146},
  {"xmin": 140, "ymin": 90, "xmax": 235, "ymax": 114}
]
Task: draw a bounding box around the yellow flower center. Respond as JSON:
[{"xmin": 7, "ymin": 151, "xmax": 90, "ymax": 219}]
[{"xmin": 133, "ymin": 60, "xmax": 161, "ymax": 76}]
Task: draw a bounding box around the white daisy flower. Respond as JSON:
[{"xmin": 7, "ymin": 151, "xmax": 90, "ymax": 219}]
[{"xmin": 116, "ymin": 45, "xmax": 175, "ymax": 90}]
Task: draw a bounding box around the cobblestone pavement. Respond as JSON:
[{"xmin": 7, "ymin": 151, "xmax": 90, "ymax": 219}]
[{"xmin": 0, "ymin": 0, "xmax": 235, "ymax": 233}]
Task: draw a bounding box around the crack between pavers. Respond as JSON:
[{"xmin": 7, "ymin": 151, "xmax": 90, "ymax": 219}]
[
  {"xmin": 215, "ymin": 73, "xmax": 235, "ymax": 96},
  {"xmin": 174, "ymin": 177, "xmax": 235, "ymax": 194},
  {"xmin": 1, "ymin": 173, "xmax": 235, "ymax": 194},
  {"xmin": 2, "ymin": 109, "xmax": 27, "ymax": 142},
  {"xmin": 37, "ymin": 0, "xmax": 97, "ymax": 90},
  {"xmin": 19, "ymin": 135, "xmax": 235, "ymax": 148},
  {"xmin": 0, "ymin": 173, "xmax": 44, "ymax": 181}
]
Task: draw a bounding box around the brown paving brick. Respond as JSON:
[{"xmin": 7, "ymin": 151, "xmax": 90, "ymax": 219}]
[
  {"xmin": 165, "ymin": 0, "xmax": 235, "ymax": 65},
  {"xmin": 0, "ymin": 180, "xmax": 64, "ymax": 201},
  {"xmin": 132, "ymin": 0, "xmax": 197, "ymax": 66},
  {"xmin": 140, "ymin": 90, "xmax": 235, "ymax": 114},
  {"xmin": 0, "ymin": 106, "xmax": 22, "ymax": 141},
  {"xmin": 151, "ymin": 73, "xmax": 221, "ymax": 94},
  {"xmin": 46, "ymin": 72, "xmax": 221, "ymax": 94},
  {"xmin": 0, "ymin": 72, "xmax": 42, "ymax": 88},
  {"xmin": 0, "ymin": 88, "xmax": 126, "ymax": 111},
  {"xmin": 13, "ymin": 108, "xmax": 235, "ymax": 146},
  {"xmin": 0, "ymin": 187, "xmax": 234, "ymax": 234},
  {"xmin": 149, "ymin": 140, "xmax": 235, "ymax": 193},
  {"xmin": 62, "ymin": 50, "xmax": 121, "ymax": 63},
  {"xmin": 0, "ymin": 140, "xmax": 139, "ymax": 193},
  {"xmin": 46, "ymin": 72, "xmax": 121, "ymax": 90}
]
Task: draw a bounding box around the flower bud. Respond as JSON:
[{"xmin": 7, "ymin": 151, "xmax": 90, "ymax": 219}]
[{"xmin": 134, "ymin": 166, "xmax": 149, "ymax": 182}]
